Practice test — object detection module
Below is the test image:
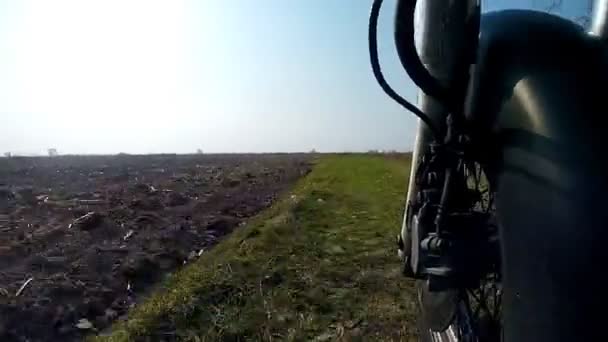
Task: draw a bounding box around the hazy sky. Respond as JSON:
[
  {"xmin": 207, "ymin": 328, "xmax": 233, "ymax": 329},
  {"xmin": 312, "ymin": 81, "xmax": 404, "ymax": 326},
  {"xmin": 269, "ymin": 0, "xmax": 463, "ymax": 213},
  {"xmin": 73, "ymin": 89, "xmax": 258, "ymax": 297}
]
[{"xmin": 0, "ymin": 0, "xmax": 589, "ymax": 154}]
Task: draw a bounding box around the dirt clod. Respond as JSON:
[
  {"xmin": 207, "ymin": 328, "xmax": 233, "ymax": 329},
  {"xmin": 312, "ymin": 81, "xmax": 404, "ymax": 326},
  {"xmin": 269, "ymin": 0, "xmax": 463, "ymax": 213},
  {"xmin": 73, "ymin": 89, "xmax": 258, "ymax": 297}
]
[
  {"xmin": 166, "ymin": 192, "xmax": 189, "ymax": 207},
  {"xmin": 72, "ymin": 212, "xmax": 104, "ymax": 230},
  {"xmin": 75, "ymin": 318, "xmax": 94, "ymax": 330}
]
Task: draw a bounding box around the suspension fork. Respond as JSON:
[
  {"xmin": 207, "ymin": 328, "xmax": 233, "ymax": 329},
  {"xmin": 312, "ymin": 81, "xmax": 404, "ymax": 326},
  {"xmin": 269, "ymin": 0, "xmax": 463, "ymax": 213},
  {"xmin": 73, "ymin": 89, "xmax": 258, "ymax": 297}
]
[
  {"xmin": 591, "ymin": 0, "xmax": 608, "ymax": 39},
  {"xmin": 398, "ymin": 0, "xmax": 478, "ymax": 258}
]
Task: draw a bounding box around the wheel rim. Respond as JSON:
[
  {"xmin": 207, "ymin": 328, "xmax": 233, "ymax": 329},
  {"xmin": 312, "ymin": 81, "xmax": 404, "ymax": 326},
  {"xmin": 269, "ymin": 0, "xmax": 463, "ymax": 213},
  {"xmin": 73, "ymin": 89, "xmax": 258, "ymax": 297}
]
[{"xmin": 420, "ymin": 161, "xmax": 502, "ymax": 342}]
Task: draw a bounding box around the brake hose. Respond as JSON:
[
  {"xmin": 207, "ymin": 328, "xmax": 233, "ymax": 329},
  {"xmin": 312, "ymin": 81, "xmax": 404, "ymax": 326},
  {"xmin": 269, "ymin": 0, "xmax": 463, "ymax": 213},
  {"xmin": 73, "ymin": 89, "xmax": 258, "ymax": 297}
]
[
  {"xmin": 368, "ymin": 0, "xmax": 441, "ymax": 140},
  {"xmin": 393, "ymin": 0, "xmax": 452, "ymax": 105},
  {"xmin": 368, "ymin": 0, "xmax": 441, "ymax": 141}
]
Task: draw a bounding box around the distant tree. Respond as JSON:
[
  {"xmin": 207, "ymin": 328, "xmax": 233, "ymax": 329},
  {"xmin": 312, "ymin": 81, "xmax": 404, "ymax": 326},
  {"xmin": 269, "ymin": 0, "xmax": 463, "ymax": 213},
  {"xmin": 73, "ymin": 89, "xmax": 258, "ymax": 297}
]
[
  {"xmin": 197, "ymin": 149, "xmax": 204, "ymax": 154},
  {"xmin": 367, "ymin": 149, "xmax": 379, "ymax": 154},
  {"xmin": 310, "ymin": 148, "xmax": 317, "ymax": 154},
  {"xmin": 3, "ymin": 152, "xmax": 11, "ymax": 158},
  {"xmin": 543, "ymin": 0, "xmax": 594, "ymax": 27},
  {"xmin": 543, "ymin": 0, "xmax": 563, "ymax": 13},
  {"xmin": 575, "ymin": 0, "xmax": 594, "ymax": 27},
  {"xmin": 48, "ymin": 148, "xmax": 58, "ymax": 157}
]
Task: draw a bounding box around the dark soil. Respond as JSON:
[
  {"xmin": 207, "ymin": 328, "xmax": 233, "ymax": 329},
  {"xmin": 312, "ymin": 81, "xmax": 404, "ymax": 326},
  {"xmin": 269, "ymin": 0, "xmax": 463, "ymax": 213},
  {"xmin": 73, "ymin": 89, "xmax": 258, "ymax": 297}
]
[{"xmin": 0, "ymin": 154, "xmax": 311, "ymax": 341}]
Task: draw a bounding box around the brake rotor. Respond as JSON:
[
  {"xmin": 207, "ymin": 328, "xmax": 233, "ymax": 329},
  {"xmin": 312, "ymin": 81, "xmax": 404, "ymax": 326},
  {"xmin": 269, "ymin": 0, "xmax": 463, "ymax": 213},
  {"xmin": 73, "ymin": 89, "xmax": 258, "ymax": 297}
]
[{"xmin": 419, "ymin": 282, "xmax": 460, "ymax": 332}]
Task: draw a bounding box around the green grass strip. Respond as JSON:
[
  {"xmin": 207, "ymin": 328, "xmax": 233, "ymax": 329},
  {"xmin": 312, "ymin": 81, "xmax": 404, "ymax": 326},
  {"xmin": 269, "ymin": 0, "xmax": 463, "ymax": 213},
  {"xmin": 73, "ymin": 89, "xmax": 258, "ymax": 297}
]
[{"xmin": 95, "ymin": 154, "xmax": 418, "ymax": 341}]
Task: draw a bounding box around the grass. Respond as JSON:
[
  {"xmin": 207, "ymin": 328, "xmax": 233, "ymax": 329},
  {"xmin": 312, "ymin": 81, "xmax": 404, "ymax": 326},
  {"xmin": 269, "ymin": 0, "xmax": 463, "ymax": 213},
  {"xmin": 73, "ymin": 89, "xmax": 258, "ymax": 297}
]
[{"xmin": 95, "ymin": 154, "xmax": 418, "ymax": 341}]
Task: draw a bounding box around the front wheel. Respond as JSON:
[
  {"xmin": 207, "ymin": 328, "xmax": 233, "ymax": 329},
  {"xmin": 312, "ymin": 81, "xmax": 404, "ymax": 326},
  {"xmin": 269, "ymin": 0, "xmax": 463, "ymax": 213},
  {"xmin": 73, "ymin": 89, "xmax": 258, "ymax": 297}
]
[{"xmin": 411, "ymin": 160, "xmax": 502, "ymax": 342}]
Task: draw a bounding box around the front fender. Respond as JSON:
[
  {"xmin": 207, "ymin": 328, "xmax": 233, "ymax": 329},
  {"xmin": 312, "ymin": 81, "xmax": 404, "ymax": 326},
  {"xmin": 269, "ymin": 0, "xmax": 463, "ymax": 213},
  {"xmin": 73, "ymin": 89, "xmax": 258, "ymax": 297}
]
[{"xmin": 466, "ymin": 10, "xmax": 608, "ymax": 342}]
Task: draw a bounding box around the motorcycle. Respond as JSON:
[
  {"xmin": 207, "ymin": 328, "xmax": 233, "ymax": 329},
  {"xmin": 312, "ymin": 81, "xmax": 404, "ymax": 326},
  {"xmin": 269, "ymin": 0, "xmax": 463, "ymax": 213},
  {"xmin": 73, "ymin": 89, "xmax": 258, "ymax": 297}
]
[{"xmin": 369, "ymin": 0, "xmax": 608, "ymax": 341}]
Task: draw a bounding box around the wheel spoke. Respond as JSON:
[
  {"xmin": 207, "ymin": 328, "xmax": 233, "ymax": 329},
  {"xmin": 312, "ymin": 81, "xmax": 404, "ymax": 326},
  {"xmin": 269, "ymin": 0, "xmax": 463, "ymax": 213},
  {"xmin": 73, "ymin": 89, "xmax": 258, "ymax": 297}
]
[{"xmin": 465, "ymin": 275, "xmax": 502, "ymax": 341}]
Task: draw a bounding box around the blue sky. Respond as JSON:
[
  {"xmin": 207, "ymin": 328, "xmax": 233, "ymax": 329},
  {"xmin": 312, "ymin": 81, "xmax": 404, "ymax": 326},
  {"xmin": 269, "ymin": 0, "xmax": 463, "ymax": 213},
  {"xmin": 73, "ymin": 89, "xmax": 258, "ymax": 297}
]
[{"xmin": 0, "ymin": 0, "xmax": 590, "ymax": 154}]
